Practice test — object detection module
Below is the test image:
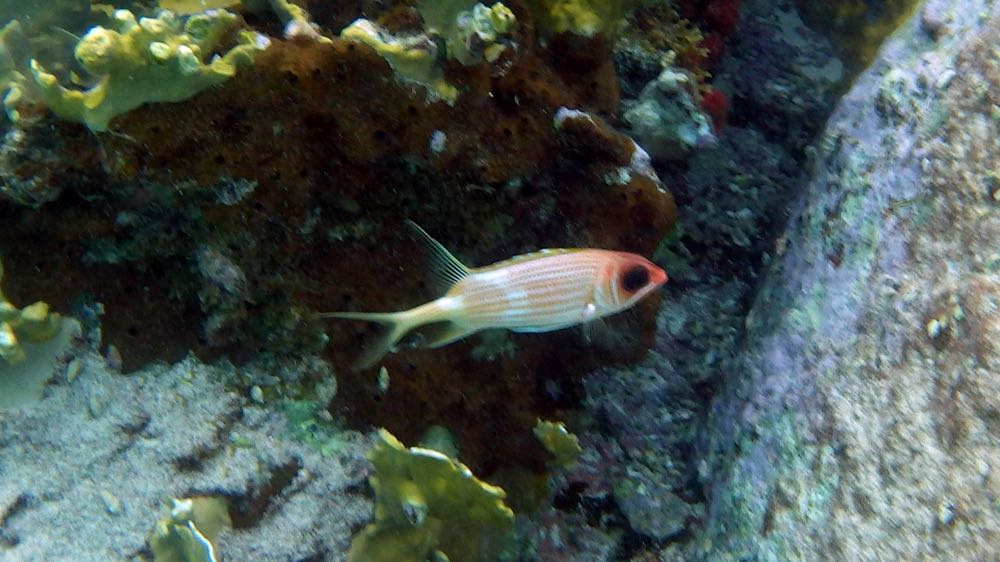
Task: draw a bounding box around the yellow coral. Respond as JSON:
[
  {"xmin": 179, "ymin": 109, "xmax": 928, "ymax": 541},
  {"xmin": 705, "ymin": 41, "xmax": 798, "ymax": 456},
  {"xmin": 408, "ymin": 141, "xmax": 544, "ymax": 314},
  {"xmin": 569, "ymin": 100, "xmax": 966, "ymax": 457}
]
[
  {"xmin": 341, "ymin": 2, "xmax": 516, "ymax": 104},
  {"xmin": 151, "ymin": 496, "xmax": 231, "ymax": 562},
  {"xmin": 340, "ymin": 19, "xmax": 458, "ymax": 103},
  {"xmin": 534, "ymin": 419, "xmax": 582, "ymax": 469},
  {"xmin": 158, "ymin": 0, "xmax": 241, "ymax": 14},
  {"xmin": 29, "ymin": 9, "xmax": 265, "ymax": 131},
  {"xmin": 0, "ymin": 259, "xmax": 61, "ymax": 364},
  {"xmin": 348, "ymin": 429, "xmax": 514, "ymax": 562},
  {"xmin": 526, "ymin": 0, "xmax": 649, "ymax": 37}
]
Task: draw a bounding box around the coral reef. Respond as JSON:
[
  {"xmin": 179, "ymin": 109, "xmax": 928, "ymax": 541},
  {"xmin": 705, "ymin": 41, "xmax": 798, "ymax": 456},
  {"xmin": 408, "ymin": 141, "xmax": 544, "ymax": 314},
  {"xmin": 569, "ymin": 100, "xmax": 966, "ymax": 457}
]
[
  {"xmin": 0, "ymin": 259, "xmax": 62, "ymax": 364},
  {"xmin": 533, "ymin": 419, "xmax": 582, "ymax": 469},
  {"xmin": 0, "ymin": 0, "xmax": 675, "ymax": 478},
  {"xmin": 150, "ymin": 496, "xmax": 231, "ymax": 562},
  {"xmin": 347, "ymin": 429, "xmax": 513, "ymax": 562},
  {"xmin": 4, "ymin": 0, "xmax": 993, "ymax": 560},
  {"xmin": 525, "ymin": 0, "xmax": 646, "ymax": 38},
  {"xmin": 29, "ymin": 8, "xmax": 266, "ymax": 132},
  {"xmin": 565, "ymin": 0, "xmax": 845, "ymax": 556},
  {"xmin": 623, "ymin": 65, "xmax": 715, "ymax": 160},
  {"xmin": 340, "ymin": 1, "xmax": 517, "ymax": 104}
]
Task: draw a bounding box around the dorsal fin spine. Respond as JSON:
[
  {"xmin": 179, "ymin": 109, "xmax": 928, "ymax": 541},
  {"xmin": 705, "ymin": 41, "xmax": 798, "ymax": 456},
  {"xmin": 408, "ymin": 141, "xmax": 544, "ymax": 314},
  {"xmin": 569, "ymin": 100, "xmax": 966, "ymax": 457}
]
[{"xmin": 405, "ymin": 220, "xmax": 472, "ymax": 293}]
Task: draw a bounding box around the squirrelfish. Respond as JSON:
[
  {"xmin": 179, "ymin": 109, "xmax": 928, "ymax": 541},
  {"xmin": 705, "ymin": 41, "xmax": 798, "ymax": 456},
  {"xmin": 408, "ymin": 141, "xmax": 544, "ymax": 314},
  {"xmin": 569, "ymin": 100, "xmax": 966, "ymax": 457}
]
[{"xmin": 321, "ymin": 221, "xmax": 667, "ymax": 369}]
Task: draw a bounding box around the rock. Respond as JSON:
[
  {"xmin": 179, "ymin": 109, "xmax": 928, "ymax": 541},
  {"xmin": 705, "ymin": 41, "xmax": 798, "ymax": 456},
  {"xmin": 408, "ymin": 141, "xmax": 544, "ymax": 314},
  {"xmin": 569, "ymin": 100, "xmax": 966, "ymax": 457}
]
[{"xmin": 696, "ymin": 1, "xmax": 1000, "ymax": 559}]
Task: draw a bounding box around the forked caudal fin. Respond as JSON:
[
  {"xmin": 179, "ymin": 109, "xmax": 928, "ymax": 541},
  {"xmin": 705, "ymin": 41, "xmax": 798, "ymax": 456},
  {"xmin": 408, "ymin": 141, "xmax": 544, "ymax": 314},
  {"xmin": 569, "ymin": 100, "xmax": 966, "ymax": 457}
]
[
  {"xmin": 317, "ymin": 221, "xmax": 471, "ymax": 369},
  {"xmin": 315, "ymin": 310, "xmax": 414, "ymax": 371}
]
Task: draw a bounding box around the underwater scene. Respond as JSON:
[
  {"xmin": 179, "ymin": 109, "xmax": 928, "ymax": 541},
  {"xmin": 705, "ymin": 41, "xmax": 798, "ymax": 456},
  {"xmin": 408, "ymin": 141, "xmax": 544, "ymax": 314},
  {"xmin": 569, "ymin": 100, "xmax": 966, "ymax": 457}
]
[{"xmin": 1, "ymin": 0, "xmax": 999, "ymax": 560}]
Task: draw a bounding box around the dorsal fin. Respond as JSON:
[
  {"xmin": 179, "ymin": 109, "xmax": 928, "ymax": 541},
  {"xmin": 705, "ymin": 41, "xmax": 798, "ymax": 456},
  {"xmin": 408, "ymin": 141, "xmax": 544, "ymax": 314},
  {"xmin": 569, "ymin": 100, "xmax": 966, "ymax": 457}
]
[{"xmin": 405, "ymin": 220, "xmax": 471, "ymax": 293}]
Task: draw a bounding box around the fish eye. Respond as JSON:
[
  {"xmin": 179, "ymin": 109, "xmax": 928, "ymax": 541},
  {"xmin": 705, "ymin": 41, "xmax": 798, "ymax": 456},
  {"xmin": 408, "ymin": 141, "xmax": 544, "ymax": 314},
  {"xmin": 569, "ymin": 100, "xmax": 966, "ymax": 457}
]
[{"xmin": 620, "ymin": 265, "xmax": 649, "ymax": 292}]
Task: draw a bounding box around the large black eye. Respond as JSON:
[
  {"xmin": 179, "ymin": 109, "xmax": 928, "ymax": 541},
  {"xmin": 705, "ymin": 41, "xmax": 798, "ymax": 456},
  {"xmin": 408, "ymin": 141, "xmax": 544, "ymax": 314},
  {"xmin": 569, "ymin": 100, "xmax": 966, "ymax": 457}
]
[{"xmin": 621, "ymin": 265, "xmax": 649, "ymax": 292}]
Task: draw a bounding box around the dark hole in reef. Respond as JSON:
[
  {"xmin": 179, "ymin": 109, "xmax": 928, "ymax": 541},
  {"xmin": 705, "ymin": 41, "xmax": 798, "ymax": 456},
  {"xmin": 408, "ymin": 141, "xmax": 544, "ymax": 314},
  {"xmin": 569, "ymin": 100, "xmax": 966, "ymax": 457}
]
[
  {"xmin": 373, "ymin": 130, "xmax": 389, "ymax": 142},
  {"xmin": 173, "ymin": 447, "xmax": 214, "ymax": 472},
  {"xmin": 227, "ymin": 460, "xmax": 302, "ymax": 529},
  {"xmin": 127, "ymin": 325, "xmax": 140, "ymax": 337},
  {"xmin": 552, "ymin": 480, "xmax": 589, "ymax": 511},
  {"xmin": 214, "ymin": 154, "xmax": 226, "ymax": 165}
]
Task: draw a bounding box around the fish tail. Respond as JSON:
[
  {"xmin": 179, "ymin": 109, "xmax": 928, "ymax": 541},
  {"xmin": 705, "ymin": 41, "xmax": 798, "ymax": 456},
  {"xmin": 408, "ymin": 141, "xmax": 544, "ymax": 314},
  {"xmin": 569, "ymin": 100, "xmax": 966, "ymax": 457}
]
[{"xmin": 317, "ymin": 310, "xmax": 417, "ymax": 370}]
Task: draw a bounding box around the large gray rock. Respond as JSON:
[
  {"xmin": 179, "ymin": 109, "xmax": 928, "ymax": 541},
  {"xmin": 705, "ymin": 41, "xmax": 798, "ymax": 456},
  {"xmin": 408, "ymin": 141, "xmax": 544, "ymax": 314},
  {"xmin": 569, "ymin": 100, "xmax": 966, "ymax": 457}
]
[{"xmin": 696, "ymin": 1, "xmax": 1000, "ymax": 559}]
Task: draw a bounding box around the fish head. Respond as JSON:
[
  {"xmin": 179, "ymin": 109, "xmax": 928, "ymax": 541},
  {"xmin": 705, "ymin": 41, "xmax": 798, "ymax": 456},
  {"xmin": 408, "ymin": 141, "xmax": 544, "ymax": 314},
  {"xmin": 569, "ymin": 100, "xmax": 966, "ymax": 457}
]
[{"xmin": 603, "ymin": 252, "xmax": 668, "ymax": 310}]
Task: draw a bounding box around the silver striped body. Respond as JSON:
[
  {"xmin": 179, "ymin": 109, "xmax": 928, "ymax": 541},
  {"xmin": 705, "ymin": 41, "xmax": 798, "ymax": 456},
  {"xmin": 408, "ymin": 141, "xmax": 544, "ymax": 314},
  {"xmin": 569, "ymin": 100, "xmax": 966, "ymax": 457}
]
[
  {"xmin": 319, "ymin": 221, "xmax": 667, "ymax": 369},
  {"xmin": 437, "ymin": 249, "xmax": 620, "ymax": 332}
]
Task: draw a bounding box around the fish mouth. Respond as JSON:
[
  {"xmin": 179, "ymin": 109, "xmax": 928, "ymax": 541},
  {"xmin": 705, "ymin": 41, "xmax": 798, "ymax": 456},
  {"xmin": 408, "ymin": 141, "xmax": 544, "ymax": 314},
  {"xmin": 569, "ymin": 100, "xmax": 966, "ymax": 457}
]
[{"xmin": 651, "ymin": 267, "xmax": 668, "ymax": 287}]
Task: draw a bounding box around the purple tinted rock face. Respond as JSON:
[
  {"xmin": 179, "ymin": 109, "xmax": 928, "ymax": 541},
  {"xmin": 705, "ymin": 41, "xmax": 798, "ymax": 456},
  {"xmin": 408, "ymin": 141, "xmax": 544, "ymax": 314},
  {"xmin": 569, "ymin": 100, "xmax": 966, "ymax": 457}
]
[{"xmin": 694, "ymin": 1, "xmax": 1000, "ymax": 560}]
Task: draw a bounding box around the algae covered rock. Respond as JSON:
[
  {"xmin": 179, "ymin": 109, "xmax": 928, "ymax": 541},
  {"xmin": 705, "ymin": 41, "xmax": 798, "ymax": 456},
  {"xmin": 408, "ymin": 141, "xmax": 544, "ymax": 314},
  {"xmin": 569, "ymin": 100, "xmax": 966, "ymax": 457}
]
[
  {"xmin": 624, "ymin": 66, "xmax": 715, "ymax": 161},
  {"xmin": 697, "ymin": 2, "xmax": 1000, "ymax": 559}
]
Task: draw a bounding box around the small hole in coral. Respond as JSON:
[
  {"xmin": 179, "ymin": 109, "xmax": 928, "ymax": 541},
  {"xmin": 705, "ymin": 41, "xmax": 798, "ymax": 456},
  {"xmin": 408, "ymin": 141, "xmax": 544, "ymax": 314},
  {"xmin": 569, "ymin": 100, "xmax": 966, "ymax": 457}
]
[
  {"xmin": 407, "ymin": 105, "xmax": 417, "ymax": 116},
  {"xmin": 373, "ymin": 130, "xmax": 388, "ymax": 142},
  {"xmin": 127, "ymin": 326, "xmax": 139, "ymax": 337},
  {"xmin": 214, "ymin": 154, "xmax": 226, "ymax": 165}
]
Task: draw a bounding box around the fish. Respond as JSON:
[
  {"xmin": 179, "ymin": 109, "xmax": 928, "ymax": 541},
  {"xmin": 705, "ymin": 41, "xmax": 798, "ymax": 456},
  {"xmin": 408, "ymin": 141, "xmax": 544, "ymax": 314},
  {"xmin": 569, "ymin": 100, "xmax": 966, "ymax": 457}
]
[{"xmin": 319, "ymin": 221, "xmax": 668, "ymax": 369}]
